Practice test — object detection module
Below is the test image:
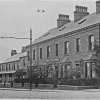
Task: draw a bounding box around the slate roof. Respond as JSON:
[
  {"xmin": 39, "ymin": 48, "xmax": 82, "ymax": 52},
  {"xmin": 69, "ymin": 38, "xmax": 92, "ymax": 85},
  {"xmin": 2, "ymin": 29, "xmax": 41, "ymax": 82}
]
[
  {"xmin": 33, "ymin": 13, "xmax": 100, "ymax": 44},
  {"xmin": 0, "ymin": 52, "xmax": 27, "ymax": 64}
]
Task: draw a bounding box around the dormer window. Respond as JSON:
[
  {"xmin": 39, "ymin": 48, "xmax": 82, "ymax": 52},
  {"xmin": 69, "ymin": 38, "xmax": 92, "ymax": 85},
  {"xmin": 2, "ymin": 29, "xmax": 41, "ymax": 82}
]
[
  {"xmin": 44, "ymin": 32, "xmax": 50, "ymax": 37},
  {"xmin": 78, "ymin": 19, "xmax": 86, "ymax": 24}
]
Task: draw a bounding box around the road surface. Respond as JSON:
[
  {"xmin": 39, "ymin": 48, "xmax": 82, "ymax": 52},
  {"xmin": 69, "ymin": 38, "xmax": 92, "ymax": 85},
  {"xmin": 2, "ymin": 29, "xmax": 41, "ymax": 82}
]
[{"xmin": 0, "ymin": 88, "xmax": 100, "ymax": 99}]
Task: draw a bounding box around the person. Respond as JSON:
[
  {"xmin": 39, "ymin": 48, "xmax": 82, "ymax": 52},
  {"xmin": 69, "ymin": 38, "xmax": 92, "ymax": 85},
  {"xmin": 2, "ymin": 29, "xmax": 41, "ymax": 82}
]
[
  {"xmin": 11, "ymin": 81, "xmax": 13, "ymax": 87},
  {"xmin": 4, "ymin": 80, "xmax": 6, "ymax": 87},
  {"xmin": 22, "ymin": 81, "xmax": 24, "ymax": 88}
]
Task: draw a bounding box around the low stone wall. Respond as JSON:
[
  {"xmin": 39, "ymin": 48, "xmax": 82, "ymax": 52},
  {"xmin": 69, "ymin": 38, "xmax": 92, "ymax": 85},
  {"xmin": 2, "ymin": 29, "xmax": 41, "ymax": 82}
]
[
  {"xmin": 57, "ymin": 85, "xmax": 99, "ymax": 90},
  {"xmin": 0, "ymin": 83, "xmax": 99, "ymax": 90}
]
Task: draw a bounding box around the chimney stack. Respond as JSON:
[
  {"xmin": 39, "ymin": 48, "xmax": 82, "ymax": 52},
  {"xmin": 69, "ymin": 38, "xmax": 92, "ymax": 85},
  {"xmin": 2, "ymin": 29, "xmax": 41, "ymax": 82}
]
[
  {"xmin": 11, "ymin": 50, "xmax": 17, "ymax": 56},
  {"xmin": 57, "ymin": 14, "xmax": 70, "ymax": 28},
  {"xmin": 21, "ymin": 46, "xmax": 26, "ymax": 53},
  {"xmin": 74, "ymin": 5, "xmax": 89, "ymax": 22},
  {"xmin": 96, "ymin": 1, "xmax": 100, "ymax": 14}
]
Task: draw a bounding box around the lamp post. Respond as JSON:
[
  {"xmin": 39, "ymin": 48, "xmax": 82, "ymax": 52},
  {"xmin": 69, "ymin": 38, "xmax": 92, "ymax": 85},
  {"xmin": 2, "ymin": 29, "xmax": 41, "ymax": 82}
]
[{"xmin": 29, "ymin": 28, "xmax": 32, "ymax": 90}]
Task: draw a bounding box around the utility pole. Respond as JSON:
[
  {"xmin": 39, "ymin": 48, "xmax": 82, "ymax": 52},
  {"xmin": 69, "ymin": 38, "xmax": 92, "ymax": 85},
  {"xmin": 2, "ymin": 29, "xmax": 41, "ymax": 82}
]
[{"xmin": 30, "ymin": 28, "xmax": 32, "ymax": 90}]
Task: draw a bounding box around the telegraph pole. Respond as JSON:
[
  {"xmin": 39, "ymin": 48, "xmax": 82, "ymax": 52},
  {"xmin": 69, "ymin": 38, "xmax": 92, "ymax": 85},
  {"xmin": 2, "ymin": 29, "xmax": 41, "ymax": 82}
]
[{"xmin": 30, "ymin": 28, "xmax": 32, "ymax": 90}]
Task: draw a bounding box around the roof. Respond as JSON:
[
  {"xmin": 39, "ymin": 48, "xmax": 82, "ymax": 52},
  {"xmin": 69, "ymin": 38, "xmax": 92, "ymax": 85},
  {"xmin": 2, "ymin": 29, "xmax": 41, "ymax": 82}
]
[
  {"xmin": 0, "ymin": 52, "xmax": 27, "ymax": 64},
  {"xmin": 33, "ymin": 13, "xmax": 100, "ymax": 44}
]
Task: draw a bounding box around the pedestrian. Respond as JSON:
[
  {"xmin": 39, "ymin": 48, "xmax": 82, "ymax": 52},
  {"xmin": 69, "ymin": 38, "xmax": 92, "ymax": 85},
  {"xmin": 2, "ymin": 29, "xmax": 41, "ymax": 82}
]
[
  {"xmin": 22, "ymin": 81, "xmax": 24, "ymax": 88},
  {"xmin": 11, "ymin": 81, "xmax": 13, "ymax": 87},
  {"xmin": 4, "ymin": 80, "xmax": 6, "ymax": 87}
]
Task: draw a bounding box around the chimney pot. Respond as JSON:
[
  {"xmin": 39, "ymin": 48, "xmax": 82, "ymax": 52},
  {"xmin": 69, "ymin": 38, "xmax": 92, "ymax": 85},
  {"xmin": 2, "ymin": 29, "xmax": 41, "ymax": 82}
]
[
  {"xmin": 96, "ymin": 1, "xmax": 100, "ymax": 14},
  {"xmin": 74, "ymin": 5, "xmax": 89, "ymax": 22},
  {"xmin": 11, "ymin": 50, "xmax": 17, "ymax": 56},
  {"xmin": 57, "ymin": 14, "xmax": 70, "ymax": 28}
]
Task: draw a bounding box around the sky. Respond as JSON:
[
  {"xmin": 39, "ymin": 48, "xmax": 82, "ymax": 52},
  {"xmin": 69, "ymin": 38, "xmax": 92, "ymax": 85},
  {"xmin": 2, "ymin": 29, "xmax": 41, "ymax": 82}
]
[{"xmin": 0, "ymin": 0, "xmax": 97, "ymax": 62}]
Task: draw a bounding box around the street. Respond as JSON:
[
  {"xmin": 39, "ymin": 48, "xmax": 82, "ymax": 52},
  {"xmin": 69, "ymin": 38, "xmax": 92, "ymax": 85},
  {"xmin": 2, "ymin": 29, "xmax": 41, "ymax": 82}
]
[{"xmin": 0, "ymin": 88, "xmax": 100, "ymax": 99}]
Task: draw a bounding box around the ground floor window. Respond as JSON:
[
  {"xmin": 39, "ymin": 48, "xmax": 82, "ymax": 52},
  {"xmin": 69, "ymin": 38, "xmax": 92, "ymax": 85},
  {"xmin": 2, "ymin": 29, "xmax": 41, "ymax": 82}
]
[
  {"xmin": 85, "ymin": 62, "xmax": 90, "ymax": 78},
  {"xmin": 54, "ymin": 66, "xmax": 59, "ymax": 77},
  {"xmin": 60, "ymin": 63, "xmax": 71, "ymax": 78},
  {"xmin": 9, "ymin": 74, "xmax": 12, "ymax": 82},
  {"xmin": 91, "ymin": 62, "xmax": 96, "ymax": 78}
]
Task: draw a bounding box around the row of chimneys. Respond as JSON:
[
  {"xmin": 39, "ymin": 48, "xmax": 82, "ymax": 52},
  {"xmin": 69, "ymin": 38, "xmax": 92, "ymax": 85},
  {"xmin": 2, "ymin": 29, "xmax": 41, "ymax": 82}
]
[
  {"xmin": 11, "ymin": 46, "xmax": 26, "ymax": 56},
  {"xmin": 57, "ymin": 1, "xmax": 100, "ymax": 28}
]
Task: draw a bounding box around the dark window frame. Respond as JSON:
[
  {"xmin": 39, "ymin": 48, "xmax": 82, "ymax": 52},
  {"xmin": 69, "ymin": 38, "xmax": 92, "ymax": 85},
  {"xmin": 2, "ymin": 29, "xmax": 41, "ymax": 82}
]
[
  {"xmin": 47, "ymin": 46, "xmax": 50, "ymax": 58},
  {"xmin": 40, "ymin": 48, "xmax": 42, "ymax": 59},
  {"xmin": 64, "ymin": 41, "xmax": 69, "ymax": 54},
  {"xmin": 55, "ymin": 44, "xmax": 58, "ymax": 56},
  {"xmin": 76, "ymin": 38, "xmax": 80, "ymax": 53},
  {"xmin": 33, "ymin": 50, "xmax": 35, "ymax": 60}
]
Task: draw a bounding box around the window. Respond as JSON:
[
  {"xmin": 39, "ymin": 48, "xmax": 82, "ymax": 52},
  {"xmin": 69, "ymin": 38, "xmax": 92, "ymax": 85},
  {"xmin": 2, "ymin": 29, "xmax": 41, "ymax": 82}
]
[
  {"xmin": 33, "ymin": 50, "xmax": 35, "ymax": 60},
  {"xmin": 27, "ymin": 51, "xmax": 30, "ymax": 61},
  {"xmin": 55, "ymin": 66, "xmax": 59, "ymax": 77},
  {"xmin": 40, "ymin": 48, "xmax": 42, "ymax": 59},
  {"xmin": 0, "ymin": 65, "xmax": 1, "ymax": 71},
  {"xmin": 64, "ymin": 41, "xmax": 69, "ymax": 54},
  {"xmin": 23, "ymin": 59, "xmax": 25, "ymax": 66},
  {"xmin": 2, "ymin": 65, "xmax": 4, "ymax": 71},
  {"xmin": 17, "ymin": 62, "xmax": 19, "ymax": 69},
  {"xmin": 85, "ymin": 62, "xmax": 90, "ymax": 78},
  {"xmin": 12, "ymin": 64, "xmax": 13, "ymax": 70},
  {"xmin": 55, "ymin": 44, "xmax": 58, "ymax": 56},
  {"xmin": 14, "ymin": 63, "xmax": 15, "ymax": 70},
  {"xmin": 6, "ymin": 64, "xmax": 8, "ymax": 71},
  {"xmin": 89, "ymin": 35, "xmax": 94, "ymax": 50},
  {"xmin": 9, "ymin": 64, "xmax": 11, "ymax": 70},
  {"xmin": 47, "ymin": 46, "xmax": 50, "ymax": 58},
  {"xmin": 76, "ymin": 38, "xmax": 80, "ymax": 52}
]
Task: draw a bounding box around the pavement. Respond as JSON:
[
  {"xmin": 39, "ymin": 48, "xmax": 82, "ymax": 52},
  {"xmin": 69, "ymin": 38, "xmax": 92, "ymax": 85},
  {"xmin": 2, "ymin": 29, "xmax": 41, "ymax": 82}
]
[{"xmin": 0, "ymin": 88, "xmax": 100, "ymax": 99}]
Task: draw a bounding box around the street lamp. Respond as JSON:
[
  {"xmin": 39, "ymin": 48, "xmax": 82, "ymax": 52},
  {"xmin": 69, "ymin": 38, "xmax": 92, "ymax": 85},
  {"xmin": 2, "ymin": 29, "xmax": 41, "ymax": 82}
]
[{"xmin": 29, "ymin": 28, "xmax": 32, "ymax": 90}]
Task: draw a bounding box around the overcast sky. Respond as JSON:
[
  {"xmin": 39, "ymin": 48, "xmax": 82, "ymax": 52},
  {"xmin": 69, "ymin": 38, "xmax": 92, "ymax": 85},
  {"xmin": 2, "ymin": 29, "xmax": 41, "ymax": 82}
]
[{"xmin": 0, "ymin": 0, "xmax": 97, "ymax": 62}]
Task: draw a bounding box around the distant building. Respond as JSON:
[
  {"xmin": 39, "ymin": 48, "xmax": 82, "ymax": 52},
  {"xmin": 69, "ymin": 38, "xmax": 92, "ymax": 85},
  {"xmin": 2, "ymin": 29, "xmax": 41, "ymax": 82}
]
[{"xmin": 0, "ymin": 51, "xmax": 27, "ymax": 82}]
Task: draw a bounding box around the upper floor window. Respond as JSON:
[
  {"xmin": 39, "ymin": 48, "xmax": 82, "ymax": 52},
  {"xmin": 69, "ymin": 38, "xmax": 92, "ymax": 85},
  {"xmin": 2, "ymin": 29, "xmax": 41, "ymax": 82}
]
[
  {"xmin": 23, "ymin": 59, "xmax": 25, "ymax": 66},
  {"xmin": 76, "ymin": 38, "xmax": 80, "ymax": 52},
  {"xmin": 9, "ymin": 64, "xmax": 11, "ymax": 70},
  {"xmin": 2, "ymin": 65, "xmax": 4, "ymax": 71},
  {"xmin": 55, "ymin": 44, "xmax": 58, "ymax": 56},
  {"xmin": 40, "ymin": 48, "xmax": 42, "ymax": 59},
  {"xmin": 0, "ymin": 65, "xmax": 1, "ymax": 71},
  {"xmin": 27, "ymin": 51, "xmax": 30, "ymax": 61},
  {"xmin": 64, "ymin": 41, "xmax": 69, "ymax": 54},
  {"xmin": 89, "ymin": 35, "xmax": 94, "ymax": 51},
  {"xmin": 14, "ymin": 63, "xmax": 15, "ymax": 70},
  {"xmin": 33, "ymin": 50, "xmax": 35, "ymax": 60},
  {"xmin": 17, "ymin": 62, "xmax": 19, "ymax": 69},
  {"xmin": 6, "ymin": 64, "xmax": 8, "ymax": 71},
  {"xmin": 47, "ymin": 46, "xmax": 50, "ymax": 58}
]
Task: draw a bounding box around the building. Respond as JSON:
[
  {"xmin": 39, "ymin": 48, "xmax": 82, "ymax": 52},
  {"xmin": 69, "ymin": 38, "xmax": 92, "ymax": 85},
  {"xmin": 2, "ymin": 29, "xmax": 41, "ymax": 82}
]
[
  {"xmin": 25, "ymin": 1, "xmax": 100, "ymax": 79},
  {"xmin": 0, "ymin": 1, "xmax": 100, "ymax": 82},
  {"xmin": 0, "ymin": 50, "xmax": 27, "ymax": 82}
]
